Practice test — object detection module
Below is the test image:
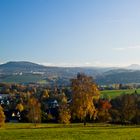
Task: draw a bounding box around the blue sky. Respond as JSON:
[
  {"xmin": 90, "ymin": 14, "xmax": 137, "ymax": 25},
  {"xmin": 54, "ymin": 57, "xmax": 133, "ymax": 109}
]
[{"xmin": 1, "ymin": 0, "xmax": 140, "ymax": 67}]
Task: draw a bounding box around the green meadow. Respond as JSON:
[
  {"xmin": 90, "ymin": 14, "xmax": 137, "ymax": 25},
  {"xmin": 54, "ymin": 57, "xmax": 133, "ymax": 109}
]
[
  {"xmin": 0, "ymin": 123, "xmax": 140, "ymax": 140},
  {"xmin": 101, "ymin": 88, "xmax": 140, "ymax": 98}
]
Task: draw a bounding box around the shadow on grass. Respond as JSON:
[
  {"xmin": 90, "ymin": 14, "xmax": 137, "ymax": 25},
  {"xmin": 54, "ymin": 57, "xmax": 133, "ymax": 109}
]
[{"xmin": 3, "ymin": 123, "xmax": 140, "ymax": 130}]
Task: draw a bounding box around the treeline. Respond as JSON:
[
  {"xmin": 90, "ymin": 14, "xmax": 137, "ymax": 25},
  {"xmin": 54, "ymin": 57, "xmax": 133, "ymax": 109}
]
[{"xmin": 0, "ymin": 73, "xmax": 140, "ymax": 126}]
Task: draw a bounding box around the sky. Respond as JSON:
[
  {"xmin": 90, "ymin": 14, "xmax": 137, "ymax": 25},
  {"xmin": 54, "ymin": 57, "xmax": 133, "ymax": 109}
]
[{"xmin": 1, "ymin": 0, "xmax": 140, "ymax": 67}]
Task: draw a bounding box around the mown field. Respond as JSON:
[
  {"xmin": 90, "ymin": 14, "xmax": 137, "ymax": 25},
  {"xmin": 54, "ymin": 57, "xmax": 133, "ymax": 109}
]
[
  {"xmin": 0, "ymin": 123, "xmax": 140, "ymax": 140},
  {"xmin": 0, "ymin": 74, "xmax": 43, "ymax": 83},
  {"xmin": 101, "ymin": 88, "xmax": 140, "ymax": 98}
]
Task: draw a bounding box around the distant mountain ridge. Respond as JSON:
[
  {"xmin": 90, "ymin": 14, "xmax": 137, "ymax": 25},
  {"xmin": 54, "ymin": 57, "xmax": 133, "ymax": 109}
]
[
  {"xmin": 0, "ymin": 61, "xmax": 112, "ymax": 76},
  {"xmin": 96, "ymin": 69, "xmax": 140, "ymax": 84},
  {"xmin": 0, "ymin": 61, "xmax": 47, "ymax": 73},
  {"xmin": 126, "ymin": 64, "xmax": 140, "ymax": 70},
  {"xmin": 0, "ymin": 61, "xmax": 108, "ymax": 84},
  {"xmin": 0, "ymin": 61, "xmax": 140, "ymax": 85}
]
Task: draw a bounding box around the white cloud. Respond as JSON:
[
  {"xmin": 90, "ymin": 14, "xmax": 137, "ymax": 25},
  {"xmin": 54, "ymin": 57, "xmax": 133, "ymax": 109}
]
[
  {"xmin": 40, "ymin": 62, "xmax": 86, "ymax": 67},
  {"xmin": 127, "ymin": 45, "xmax": 140, "ymax": 49},
  {"xmin": 85, "ymin": 62, "xmax": 91, "ymax": 65},
  {"xmin": 113, "ymin": 45, "xmax": 140, "ymax": 51},
  {"xmin": 40, "ymin": 62, "xmax": 54, "ymax": 66},
  {"xmin": 38, "ymin": 61, "xmax": 140, "ymax": 68},
  {"xmin": 113, "ymin": 47, "xmax": 125, "ymax": 51},
  {"xmin": 39, "ymin": 61, "xmax": 123, "ymax": 67}
]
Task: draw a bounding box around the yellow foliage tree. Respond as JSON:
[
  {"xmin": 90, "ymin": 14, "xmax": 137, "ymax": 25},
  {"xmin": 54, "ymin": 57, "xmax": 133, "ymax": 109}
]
[
  {"xmin": 42, "ymin": 89, "xmax": 49, "ymax": 99},
  {"xmin": 0, "ymin": 105, "xmax": 5, "ymax": 127},
  {"xmin": 58, "ymin": 94, "xmax": 71, "ymax": 124},
  {"xmin": 16, "ymin": 103, "xmax": 24, "ymax": 112},
  {"xmin": 27, "ymin": 97, "xmax": 41, "ymax": 125},
  {"xmin": 71, "ymin": 73, "xmax": 100, "ymax": 125}
]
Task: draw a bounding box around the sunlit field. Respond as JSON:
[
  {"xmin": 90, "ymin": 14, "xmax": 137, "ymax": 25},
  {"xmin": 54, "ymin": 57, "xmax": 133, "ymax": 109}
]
[
  {"xmin": 101, "ymin": 88, "xmax": 140, "ymax": 98},
  {"xmin": 0, "ymin": 123, "xmax": 140, "ymax": 140}
]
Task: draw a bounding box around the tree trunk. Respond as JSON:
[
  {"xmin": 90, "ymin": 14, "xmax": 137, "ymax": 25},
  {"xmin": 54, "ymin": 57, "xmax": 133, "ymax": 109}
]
[{"xmin": 84, "ymin": 117, "xmax": 86, "ymax": 126}]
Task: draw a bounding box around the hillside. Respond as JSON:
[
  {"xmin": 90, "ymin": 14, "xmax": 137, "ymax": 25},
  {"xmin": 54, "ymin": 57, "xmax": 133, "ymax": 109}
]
[
  {"xmin": 0, "ymin": 61, "xmax": 47, "ymax": 73},
  {"xmin": 0, "ymin": 61, "xmax": 106, "ymax": 84},
  {"xmin": 96, "ymin": 69, "xmax": 140, "ymax": 84},
  {"xmin": 1, "ymin": 61, "xmax": 140, "ymax": 85}
]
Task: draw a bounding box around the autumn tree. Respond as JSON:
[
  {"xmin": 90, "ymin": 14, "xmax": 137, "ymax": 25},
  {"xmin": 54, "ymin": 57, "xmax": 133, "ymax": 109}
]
[
  {"xmin": 58, "ymin": 93, "xmax": 71, "ymax": 124},
  {"xmin": 110, "ymin": 94, "xmax": 138, "ymax": 124},
  {"xmin": 121, "ymin": 94, "xmax": 137, "ymax": 122},
  {"xmin": 40, "ymin": 89, "xmax": 50, "ymax": 120},
  {"xmin": 0, "ymin": 105, "xmax": 5, "ymax": 127},
  {"xmin": 27, "ymin": 97, "xmax": 41, "ymax": 125},
  {"xmin": 97, "ymin": 99, "xmax": 112, "ymax": 122},
  {"xmin": 16, "ymin": 103, "xmax": 24, "ymax": 112},
  {"xmin": 71, "ymin": 73, "xmax": 100, "ymax": 125},
  {"xmin": 41, "ymin": 89, "xmax": 49, "ymax": 100}
]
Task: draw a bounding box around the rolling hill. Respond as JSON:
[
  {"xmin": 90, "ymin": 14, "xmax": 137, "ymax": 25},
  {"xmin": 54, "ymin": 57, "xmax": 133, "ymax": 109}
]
[{"xmin": 1, "ymin": 61, "xmax": 140, "ymax": 85}]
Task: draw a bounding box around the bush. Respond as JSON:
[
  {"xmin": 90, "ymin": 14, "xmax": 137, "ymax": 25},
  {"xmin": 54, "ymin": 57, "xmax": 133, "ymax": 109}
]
[{"xmin": 0, "ymin": 106, "xmax": 5, "ymax": 127}]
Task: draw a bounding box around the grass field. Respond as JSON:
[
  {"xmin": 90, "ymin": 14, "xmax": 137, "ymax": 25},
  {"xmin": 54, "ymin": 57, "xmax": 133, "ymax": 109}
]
[
  {"xmin": 101, "ymin": 88, "xmax": 140, "ymax": 98},
  {"xmin": 1, "ymin": 74, "xmax": 43, "ymax": 83},
  {"xmin": 0, "ymin": 123, "xmax": 140, "ymax": 140}
]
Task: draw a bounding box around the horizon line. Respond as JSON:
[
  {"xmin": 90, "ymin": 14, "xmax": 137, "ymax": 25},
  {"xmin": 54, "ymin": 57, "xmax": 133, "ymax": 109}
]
[{"xmin": 0, "ymin": 60, "xmax": 140, "ymax": 68}]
